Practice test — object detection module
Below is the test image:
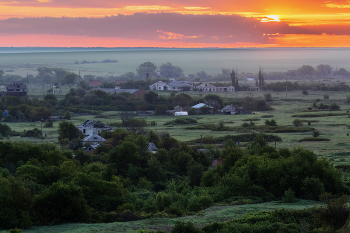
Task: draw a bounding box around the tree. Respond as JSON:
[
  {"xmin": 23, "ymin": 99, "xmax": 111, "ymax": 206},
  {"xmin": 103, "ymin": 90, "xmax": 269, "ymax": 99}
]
[
  {"xmin": 0, "ymin": 123, "xmax": 12, "ymax": 137},
  {"xmin": 58, "ymin": 121, "xmax": 81, "ymax": 141},
  {"xmin": 136, "ymin": 62, "xmax": 157, "ymax": 78},
  {"xmin": 172, "ymin": 93, "xmax": 192, "ymax": 107},
  {"xmin": 264, "ymin": 93, "xmax": 272, "ymax": 101},
  {"xmin": 230, "ymin": 69, "xmax": 236, "ymax": 87},
  {"xmin": 159, "ymin": 62, "xmax": 184, "ymax": 78},
  {"xmin": 0, "ymin": 70, "xmax": 4, "ymax": 80},
  {"xmin": 144, "ymin": 91, "xmax": 158, "ymax": 103},
  {"xmin": 298, "ymin": 65, "xmax": 315, "ymax": 76},
  {"xmin": 64, "ymin": 110, "xmax": 72, "ymax": 120},
  {"xmin": 203, "ymin": 94, "xmax": 224, "ymax": 109},
  {"xmin": 62, "ymin": 72, "xmax": 78, "ymax": 85},
  {"xmin": 293, "ymin": 118, "xmax": 303, "ymax": 127},
  {"xmin": 155, "ymin": 105, "xmax": 168, "ymax": 115},
  {"xmin": 258, "ymin": 68, "xmax": 265, "ymax": 87},
  {"xmin": 317, "ymin": 64, "xmax": 333, "ymax": 76}
]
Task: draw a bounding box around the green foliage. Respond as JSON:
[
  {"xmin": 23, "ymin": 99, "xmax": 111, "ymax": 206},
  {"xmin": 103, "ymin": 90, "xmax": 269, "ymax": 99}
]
[
  {"xmin": 299, "ymin": 137, "xmax": 330, "ymax": 142},
  {"xmin": 20, "ymin": 128, "xmax": 42, "ymax": 138},
  {"xmin": 263, "ymin": 93, "xmax": 272, "ymax": 101},
  {"xmin": 261, "ymin": 115, "xmax": 274, "ymax": 118},
  {"xmin": 302, "ymin": 90, "xmax": 309, "ymax": 95},
  {"xmin": 313, "ymin": 130, "xmax": 320, "ymax": 137},
  {"xmin": 33, "ymin": 182, "xmax": 91, "ymax": 225},
  {"xmin": 282, "ymin": 189, "xmax": 297, "ymax": 203},
  {"xmin": 58, "ymin": 121, "xmax": 81, "ymax": 141},
  {"xmin": 292, "ymin": 118, "xmax": 303, "ymax": 127},
  {"xmin": 155, "ymin": 105, "xmax": 168, "ymax": 115},
  {"xmin": 202, "ymin": 136, "xmax": 217, "ymax": 144},
  {"xmin": 323, "ymin": 94, "xmax": 329, "ymax": 99},
  {"xmin": 172, "ymin": 221, "xmax": 202, "ymax": 233},
  {"xmin": 0, "ymin": 177, "xmax": 32, "ymax": 229},
  {"xmin": 316, "ymin": 194, "xmax": 350, "ymax": 232},
  {"xmin": 0, "ymin": 123, "xmax": 12, "ymax": 137},
  {"xmin": 264, "ymin": 119, "xmax": 277, "ymax": 126},
  {"xmin": 64, "ymin": 110, "xmax": 72, "ymax": 120},
  {"xmin": 292, "ymin": 112, "xmax": 349, "ymax": 117},
  {"xmin": 44, "ymin": 121, "xmax": 53, "ymax": 128},
  {"xmin": 159, "ymin": 62, "xmax": 184, "ymax": 78},
  {"xmin": 164, "ymin": 118, "xmax": 197, "ymax": 125}
]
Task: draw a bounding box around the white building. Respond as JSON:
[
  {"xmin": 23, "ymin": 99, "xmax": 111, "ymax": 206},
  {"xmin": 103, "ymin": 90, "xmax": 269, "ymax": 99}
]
[
  {"xmin": 149, "ymin": 80, "xmax": 194, "ymax": 91},
  {"xmin": 83, "ymin": 132, "xmax": 106, "ymax": 145},
  {"xmin": 77, "ymin": 120, "xmax": 112, "ymax": 136},
  {"xmin": 197, "ymin": 83, "xmax": 235, "ymax": 92}
]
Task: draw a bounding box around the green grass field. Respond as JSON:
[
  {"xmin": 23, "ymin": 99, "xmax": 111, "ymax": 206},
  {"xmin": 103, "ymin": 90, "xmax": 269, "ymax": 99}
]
[{"xmin": 18, "ymin": 200, "xmax": 317, "ymax": 233}]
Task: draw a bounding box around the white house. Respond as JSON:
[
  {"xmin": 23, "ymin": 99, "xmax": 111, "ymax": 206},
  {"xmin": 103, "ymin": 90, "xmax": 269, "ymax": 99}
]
[
  {"xmin": 83, "ymin": 132, "xmax": 106, "ymax": 145},
  {"xmin": 149, "ymin": 80, "xmax": 194, "ymax": 91},
  {"xmin": 77, "ymin": 120, "xmax": 112, "ymax": 136},
  {"xmin": 196, "ymin": 83, "xmax": 217, "ymax": 92}
]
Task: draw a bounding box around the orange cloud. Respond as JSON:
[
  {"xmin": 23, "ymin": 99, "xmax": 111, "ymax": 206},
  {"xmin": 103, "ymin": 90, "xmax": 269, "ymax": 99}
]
[{"xmin": 157, "ymin": 30, "xmax": 202, "ymax": 39}]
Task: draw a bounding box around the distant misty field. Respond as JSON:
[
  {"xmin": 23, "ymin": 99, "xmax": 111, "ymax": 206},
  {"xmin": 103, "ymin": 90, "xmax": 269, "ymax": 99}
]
[{"xmin": 0, "ymin": 48, "xmax": 350, "ymax": 77}]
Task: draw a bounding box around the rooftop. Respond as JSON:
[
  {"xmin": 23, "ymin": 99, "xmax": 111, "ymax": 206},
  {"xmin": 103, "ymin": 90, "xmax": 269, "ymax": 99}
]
[{"xmin": 77, "ymin": 120, "xmax": 112, "ymax": 129}]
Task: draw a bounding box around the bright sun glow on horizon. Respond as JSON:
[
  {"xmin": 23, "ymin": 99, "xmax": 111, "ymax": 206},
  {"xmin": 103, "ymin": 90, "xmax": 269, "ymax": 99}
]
[{"xmin": 261, "ymin": 15, "xmax": 281, "ymax": 22}]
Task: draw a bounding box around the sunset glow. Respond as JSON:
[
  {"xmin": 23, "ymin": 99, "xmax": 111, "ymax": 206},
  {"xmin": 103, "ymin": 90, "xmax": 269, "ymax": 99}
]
[{"xmin": 0, "ymin": 0, "xmax": 349, "ymax": 47}]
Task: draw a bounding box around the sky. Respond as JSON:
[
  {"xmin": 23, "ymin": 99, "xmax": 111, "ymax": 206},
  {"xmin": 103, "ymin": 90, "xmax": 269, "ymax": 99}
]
[{"xmin": 0, "ymin": 0, "xmax": 350, "ymax": 47}]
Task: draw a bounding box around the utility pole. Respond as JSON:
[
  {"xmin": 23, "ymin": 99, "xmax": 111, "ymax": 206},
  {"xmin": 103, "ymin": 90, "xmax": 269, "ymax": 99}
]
[{"xmin": 286, "ymin": 76, "xmax": 288, "ymax": 99}]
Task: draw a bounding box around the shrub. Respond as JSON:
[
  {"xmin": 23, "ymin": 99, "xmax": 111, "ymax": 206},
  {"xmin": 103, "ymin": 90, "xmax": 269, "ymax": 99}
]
[
  {"xmin": 202, "ymin": 136, "xmax": 217, "ymax": 144},
  {"xmin": 302, "ymin": 90, "xmax": 309, "ymax": 95},
  {"xmin": 324, "ymin": 94, "xmax": 329, "ymax": 99},
  {"xmin": 282, "ymin": 189, "xmax": 297, "ymax": 203},
  {"xmin": 261, "ymin": 115, "xmax": 274, "ymax": 118},
  {"xmin": 172, "ymin": 221, "xmax": 202, "ymax": 233},
  {"xmin": 299, "ymin": 137, "xmax": 330, "ymax": 142},
  {"xmin": 316, "ymin": 193, "xmax": 350, "ymax": 231},
  {"xmin": 301, "ymin": 177, "xmax": 324, "ymax": 200},
  {"xmin": 64, "ymin": 110, "xmax": 72, "ymax": 120},
  {"xmin": 346, "ymin": 93, "xmax": 350, "ymax": 103},
  {"xmin": 117, "ymin": 203, "xmax": 135, "ymax": 213},
  {"xmin": 313, "ymin": 130, "xmax": 320, "ymax": 137},
  {"xmin": 20, "ymin": 128, "xmax": 42, "ymax": 138},
  {"xmin": 44, "ymin": 121, "xmax": 53, "ymax": 128},
  {"xmin": 241, "ymin": 122, "xmax": 250, "ymax": 127},
  {"xmin": 293, "ymin": 118, "xmax": 303, "ymax": 127},
  {"xmin": 164, "ymin": 118, "xmax": 197, "ymax": 125},
  {"xmin": 264, "ymin": 93, "xmax": 272, "ymax": 101},
  {"xmin": 0, "ymin": 123, "xmax": 12, "ymax": 137},
  {"xmin": 265, "ymin": 119, "xmax": 277, "ymax": 126}
]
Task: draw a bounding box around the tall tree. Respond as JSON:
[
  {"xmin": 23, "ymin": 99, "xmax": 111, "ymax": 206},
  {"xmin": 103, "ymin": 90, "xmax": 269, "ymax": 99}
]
[
  {"xmin": 258, "ymin": 68, "xmax": 265, "ymax": 88},
  {"xmin": 230, "ymin": 69, "xmax": 236, "ymax": 87},
  {"xmin": 159, "ymin": 62, "xmax": 183, "ymax": 78},
  {"xmin": 136, "ymin": 62, "xmax": 157, "ymax": 79}
]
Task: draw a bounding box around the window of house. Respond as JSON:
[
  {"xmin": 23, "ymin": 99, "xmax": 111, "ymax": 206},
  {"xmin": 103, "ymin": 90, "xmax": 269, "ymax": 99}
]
[{"xmin": 83, "ymin": 129, "xmax": 86, "ymax": 134}]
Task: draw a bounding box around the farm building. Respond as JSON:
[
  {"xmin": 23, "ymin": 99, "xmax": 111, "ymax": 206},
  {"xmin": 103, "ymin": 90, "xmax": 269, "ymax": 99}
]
[
  {"xmin": 222, "ymin": 105, "xmax": 237, "ymax": 115},
  {"xmin": 88, "ymin": 80, "xmax": 102, "ymax": 87},
  {"xmin": 77, "ymin": 120, "xmax": 112, "ymax": 136},
  {"xmin": 4, "ymin": 83, "xmax": 28, "ymax": 97},
  {"xmin": 149, "ymin": 80, "xmax": 194, "ymax": 91},
  {"xmin": 191, "ymin": 103, "xmax": 213, "ymax": 114}
]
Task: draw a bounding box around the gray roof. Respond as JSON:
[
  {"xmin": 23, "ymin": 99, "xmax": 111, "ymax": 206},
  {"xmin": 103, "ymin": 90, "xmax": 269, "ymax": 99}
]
[
  {"xmin": 94, "ymin": 88, "xmax": 141, "ymax": 95},
  {"xmin": 77, "ymin": 120, "xmax": 112, "ymax": 129},
  {"xmin": 222, "ymin": 105, "xmax": 236, "ymax": 112},
  {"xmin": 147, "ymin": 142, "xmax": 158, "ymax": 151},
  {"xmin": 83, "ymin": 132, "xmax": 106, "ymax": 142},
  {"xmin": 167, "ymin": 81, "xmax": 193, "ymax": 88},
  {"xmin": 191, "ymin": 103, "xmax": 213, "ymax": 109}
]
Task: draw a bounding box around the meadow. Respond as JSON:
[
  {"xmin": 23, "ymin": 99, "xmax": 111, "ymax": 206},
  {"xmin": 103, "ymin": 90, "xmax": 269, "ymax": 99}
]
[{"xmin": 4, "ymin": 89, "xmax": 350, "ymax": 165}]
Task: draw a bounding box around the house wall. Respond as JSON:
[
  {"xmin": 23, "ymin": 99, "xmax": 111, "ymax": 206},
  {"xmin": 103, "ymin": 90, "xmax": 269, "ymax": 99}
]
[{"xmin": 79, "ymin": 127, "xmax": 109, "ymax": 136}]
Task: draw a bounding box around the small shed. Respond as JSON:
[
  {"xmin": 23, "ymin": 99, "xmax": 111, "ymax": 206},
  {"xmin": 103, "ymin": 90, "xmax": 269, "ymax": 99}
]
[
  {"xmin": 174, "ymin": 111, "xmax": 188, "ymax": 116},
  {"xmin": 222, "ymin": 105, "xmax": 236, "ymax": 115}
]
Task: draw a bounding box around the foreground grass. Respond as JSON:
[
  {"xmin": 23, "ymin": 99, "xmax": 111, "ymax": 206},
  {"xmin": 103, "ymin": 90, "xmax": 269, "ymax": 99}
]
[{"xmin": 20, "ymin": 200, "xmax": 317, "ymax": 233}]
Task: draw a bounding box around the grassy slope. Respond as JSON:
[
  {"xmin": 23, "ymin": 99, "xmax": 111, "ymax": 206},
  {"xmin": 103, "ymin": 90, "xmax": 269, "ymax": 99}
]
[{"xmin": 21, "ymin": 200, "xmax": 318, "ymax": 233}]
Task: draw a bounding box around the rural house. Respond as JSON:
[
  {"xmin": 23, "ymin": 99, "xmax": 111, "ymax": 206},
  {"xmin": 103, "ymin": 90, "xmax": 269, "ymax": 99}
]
[
  {"xmin": 77, "ymin": 120, "xmax": 112, "ymax": 135},
  {"xmin": 83, "ymin": 132, "xmax": 106, "ymax": 145},
  {"xmin": 221, "ymin": 105, "xmax": 236, "ymax": 115},
  {"xmin": 149, "ymin": 80, "xmax": 194, "ymax": 91}
]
